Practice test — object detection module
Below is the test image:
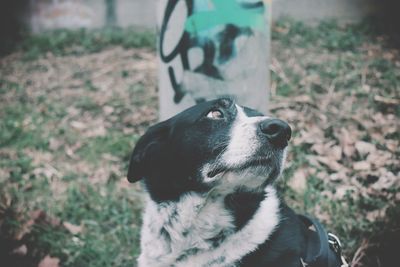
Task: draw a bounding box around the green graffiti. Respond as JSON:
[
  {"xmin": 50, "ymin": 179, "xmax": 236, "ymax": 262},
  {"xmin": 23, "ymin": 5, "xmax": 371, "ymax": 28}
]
[{"xmin": 185, "ymin": 0, "xmax": 265, "ymax": 34}]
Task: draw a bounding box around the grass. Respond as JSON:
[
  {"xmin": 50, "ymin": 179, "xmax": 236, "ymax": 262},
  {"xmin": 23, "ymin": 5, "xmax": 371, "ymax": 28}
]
[
  {"xmin": 55, "ymin": 181, "xmax": 142, "ymax": 267},
  {"xmin": 1, "ymin": 19, "xmax": 399, "ymax": 266},
  {"xmin": 1, "ymin": 170, "xmax": 143, "ymax": 267},
  {"xmin": 15, "ymin": 27, "xmax": 156, "ymax": 60},
  {"xmin": 272, "ymin": 18, "xmax": 379, "ymax": 51},
  {"xmin": 76, "ymin": 133, "xmax": 138, "ymax": 164}
]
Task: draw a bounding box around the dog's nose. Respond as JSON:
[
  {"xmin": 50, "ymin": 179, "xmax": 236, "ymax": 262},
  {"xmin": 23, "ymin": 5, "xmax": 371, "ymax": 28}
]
[{"xmin": 259, "ymin": 119, "xmax": 292, "ymax": 147}]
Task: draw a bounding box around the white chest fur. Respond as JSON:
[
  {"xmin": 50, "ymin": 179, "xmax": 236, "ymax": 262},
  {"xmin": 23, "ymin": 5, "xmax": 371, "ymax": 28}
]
[{"xmin": 137, "ymin": 186, "xmax": 280, "ymax": 267}]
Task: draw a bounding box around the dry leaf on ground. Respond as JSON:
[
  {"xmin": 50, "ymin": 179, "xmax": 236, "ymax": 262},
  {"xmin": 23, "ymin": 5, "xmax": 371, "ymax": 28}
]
[
  {"xmin": 355, "ymin": 141, "xmax": 376, "ymax": 156},
  {"xmin": 38, "ymin": 255, "xmax": 60, "ymax": 267},
  {"xmin": 11, "ymin": 244, "xmax": 28, "ymax": 256},
  {"xmin": 288, "ymin": 168, "xmax": 308, "ymax": 193},
  {"xmin": 63, "ymin": 221, "xmax": 82, "ymax": 235}
]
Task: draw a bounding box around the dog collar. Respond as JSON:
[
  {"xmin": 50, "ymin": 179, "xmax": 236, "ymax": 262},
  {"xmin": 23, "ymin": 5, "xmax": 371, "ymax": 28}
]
[{"xmin": 298, "ymin": 215, "xmax": 349, "ymax": 267}]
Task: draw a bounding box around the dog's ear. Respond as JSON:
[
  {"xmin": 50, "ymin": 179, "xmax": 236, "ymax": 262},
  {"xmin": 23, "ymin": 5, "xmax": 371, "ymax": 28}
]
[{"xmin": 127, "ymin": 121, "xmax": 169, "ymax": 183}]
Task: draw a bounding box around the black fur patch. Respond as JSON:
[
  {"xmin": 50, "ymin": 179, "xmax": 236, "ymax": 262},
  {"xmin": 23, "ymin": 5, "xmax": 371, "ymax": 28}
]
[
  {"xmin": 160, "ymin": 227, "xmax": 171, "ymax": 243},
  {"xmin": 224, "ymin": 190, "xmax": 266, "ymax": 230},
  {"xmin": 207, "ymin": 256, "xmax": 226, "ymax": 266},
  {"xmin": 176, "ymin": 248, "xmax": 200, "ymax": 262},
  {"xmin": 206, "ymin": 230, "xmax": 230, "ymax": 248},
  {"xmin": 239, "ymin": 203, "xmax": 308, "ymax": 267}
]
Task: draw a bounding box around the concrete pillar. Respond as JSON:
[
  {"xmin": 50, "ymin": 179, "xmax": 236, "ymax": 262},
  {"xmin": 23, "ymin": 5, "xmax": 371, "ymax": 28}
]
[{"xmin": 157, "ymin": 0, "xmax": 271, "ymax": 120}]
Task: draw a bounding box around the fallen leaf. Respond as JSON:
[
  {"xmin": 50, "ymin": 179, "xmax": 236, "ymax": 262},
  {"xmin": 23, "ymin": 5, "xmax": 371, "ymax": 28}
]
[
  {"xmin": 353, "ymin": 161, "xmax": 371, "ymax": 171},
  {"xmin": 63, "ymin": 222, "xmax": 82, "ymax": 235},
  {"xmin": 117, "ymin": 178, "xmax": 131, "ymax": 189},
  {"xmin": 312, "ymin": 198, "xmax": 332, "ymax": 222},
  {"xmin": 366, "ymin": 206, "xmax": 388, "ymax": 221},
  {"xmin": 366, "ymin": 150, "xmax": 392, "ymax": 169},
  {"xmin": 306, "ymin": 155, "xmax": 322, "ymax": 168},
  {"xmin": 84, "ymin": 125, "xmax": 107, "ymax": 137},
  {"xmin": 12, "ymin": 244, "xmax": 28, "ymax": 256},
  {"xmin": 311, "ymin": 143, "xmax": 326, "ymax": 155},
  {"xmin": 15, "ymin": 210, "xmax": 44, "ymax": 240},
  {"xmin": 122, "ymin": 127, "xmax": 135, "ymax": 134},
  {"xmin": 355, "ymin": 141, "xmax": 376, "ymax": 156},
  {"xmin": 315, "ymin": 156, "xmax": 343, "ymax": 172},
  {"xmin": 49, "ymin": 138, "xmax": 63, "ymax": 151},
  {"xmin": 33, "ymin": 164, "xmax": 61, "ymax": 179},
  {"xmin": 371, "ymin": 170, "xmax": 399, "ymax": 191},
  {"xmin": 316, "ymin": 171, "xmax": 329, "ymax": 181},
  {"xmin": 334, "ymin": 185, "xmax": 357, "ymax": 199},
  {"xmin": 288, "ymin": 168, "xmax": 307, "ymax": 193},
  {"xmin": 101, "ymin": 153, "xmax": 120, "ymax": 162},
  {"xmin": 293, "ymin": 126, "xmax": 324, "ymax": 146},
  {"xmin": 65, "ymin": 142, "xmax": 82, "ymax": 159},
  {"xmin": 385, "ymin": 140, "xmax": 398, "ymax": 153},
  {"xmin": 38, "ymin": 255, "xmax": 60, "ymax": 267},
  {"xmin": 329, "ymin": 171, "xmax": 348, "ymax": 182},
  {"xmin": 103, "ymin": 105, "xmax": 114, "ymax": 115},
  {"xmin": 66, "ymin": 107, "xmax": 80, "ymax": 117},
  {"xmin": 65, "ymin": 146, "xmax": 77, "ymax": 159},
  {"xmin": 29, "ymin": 210, "xmax": 61, "ymax": 227},
  {"xmin": 70, "ymin": 120, "xmax": 86, "ymax": 130},
  {"xmin": 311, "ymin": 142, "xmax": 342, "ymax": 161},
  {"xmin": 338, "ymin": 128, "xmax": 356, "ymax": 157},
  {"xmin": 373, "ymin": 95, "xmax": 400, "ymax": 105},
  {"xmin": 330, "ymin": 145, "xmax": 343, "ymax": 161}
]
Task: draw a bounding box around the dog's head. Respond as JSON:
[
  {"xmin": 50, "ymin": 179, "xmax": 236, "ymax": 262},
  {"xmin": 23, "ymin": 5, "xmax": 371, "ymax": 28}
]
[{"xmin": 127, "ymin": 98, "xmax": 291, "ymax": 202}]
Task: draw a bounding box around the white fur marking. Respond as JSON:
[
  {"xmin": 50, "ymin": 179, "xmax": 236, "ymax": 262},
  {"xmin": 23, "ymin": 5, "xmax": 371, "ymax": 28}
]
[
  {"xmin": 137, "ymin": 186, "xmax": 280, "ymax": 267},
  {"xmin": 175, "ymin": 186, "xmax": 280, "ymax": 267},
  {"xmin": 222, "ymin": 105, "xmax": 269, "ymax": 168},
  {"xmin": 138, "ymin": 193, "xmax": 235, "ymax": 267}
]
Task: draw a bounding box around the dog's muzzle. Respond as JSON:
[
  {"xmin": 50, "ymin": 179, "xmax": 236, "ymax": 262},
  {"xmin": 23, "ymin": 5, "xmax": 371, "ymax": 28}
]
[{"xmin": 259, "ymin": 119, "xmax": 292, "ymax": 148}]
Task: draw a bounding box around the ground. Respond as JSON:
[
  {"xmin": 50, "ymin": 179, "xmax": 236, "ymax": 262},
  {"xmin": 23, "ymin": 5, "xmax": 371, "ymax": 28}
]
[{"xmin": 0, "ymin": 20, "xmax": 399, "ymax": 267}]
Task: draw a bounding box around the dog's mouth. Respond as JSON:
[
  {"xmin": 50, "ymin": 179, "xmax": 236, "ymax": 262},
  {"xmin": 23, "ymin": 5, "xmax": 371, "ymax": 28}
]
[{"xmin": 207, "ymin": 157, "xmax": 272, "ymax": 178}]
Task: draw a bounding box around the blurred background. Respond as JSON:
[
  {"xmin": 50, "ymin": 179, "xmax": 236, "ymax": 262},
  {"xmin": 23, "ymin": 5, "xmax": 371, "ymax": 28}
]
[{"xmin": 0, "ymin": 1, "xmax": 399, "ymax": 267}]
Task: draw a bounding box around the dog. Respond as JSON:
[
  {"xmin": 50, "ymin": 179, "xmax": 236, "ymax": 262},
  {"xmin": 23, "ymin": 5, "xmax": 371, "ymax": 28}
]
[{"xmin": 127, "ymin": 98, "xmax": 346, "ymax": 267}]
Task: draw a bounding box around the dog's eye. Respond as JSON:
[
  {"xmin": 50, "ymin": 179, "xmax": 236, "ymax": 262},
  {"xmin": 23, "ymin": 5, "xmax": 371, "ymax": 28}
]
[{"xmin": 206, "ymin": 109, "xmax": 224, "ymax": 119}]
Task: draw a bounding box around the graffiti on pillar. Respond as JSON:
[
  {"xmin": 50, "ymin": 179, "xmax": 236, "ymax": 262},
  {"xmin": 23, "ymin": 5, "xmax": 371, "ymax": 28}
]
[{"xmin": 159, "ymin": 0, "xmax": 266, "ymax": 103}]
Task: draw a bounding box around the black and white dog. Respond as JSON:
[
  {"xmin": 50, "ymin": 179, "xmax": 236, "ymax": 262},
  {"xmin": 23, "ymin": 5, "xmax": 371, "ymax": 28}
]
[{"xmin": 127, "ymin": 98, "xmax": 345, "ymax": 267}]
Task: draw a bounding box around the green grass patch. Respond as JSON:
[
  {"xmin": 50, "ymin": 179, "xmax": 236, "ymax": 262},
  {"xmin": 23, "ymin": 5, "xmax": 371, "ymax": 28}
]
[
  {"xmin": 50, "ymin": 182, "xmax": 142, "ymax": 267},
  {"xmin": 272, "ymin": 18, "xmax": 370, "ymax": 51},
  {"xmin": 18, "ymin": 27, "xmax": 156, "ymax": 60},
  {"xmin": 1, "ymin": 173, "xmax": 142, "ymax": 267},
  {"xmin": 0, "ymin": 103, "xmax": 49, "ymax": 151},
  {"xmin": 76, "ymin": 133, "xmax": 139, "ymax": 164}
]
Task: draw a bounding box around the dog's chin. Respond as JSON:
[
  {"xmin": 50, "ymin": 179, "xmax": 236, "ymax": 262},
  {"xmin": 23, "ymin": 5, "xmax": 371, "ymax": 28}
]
[
  {"xmin": 206, "ymin": 157, "xmax": 271, "ymax": 178},
  {"xmin": 204, "ymin": 166, "xmax": 277, "ymax": 194},
  {"xmin": 204, "ymin": 156, "xmax": 283, "ymax": 189}
]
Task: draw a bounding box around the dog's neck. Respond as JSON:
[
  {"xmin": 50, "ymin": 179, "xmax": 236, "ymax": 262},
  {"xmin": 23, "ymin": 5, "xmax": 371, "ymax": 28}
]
[{"xmin": 137, "ymin": 185, "xmax": 281, "ymax": 267}]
